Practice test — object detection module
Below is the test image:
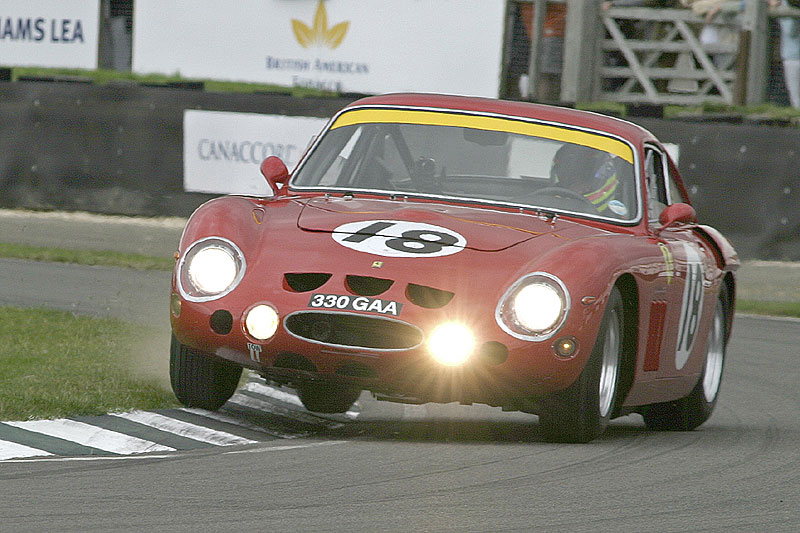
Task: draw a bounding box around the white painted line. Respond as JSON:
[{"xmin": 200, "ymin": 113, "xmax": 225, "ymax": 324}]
[
  {"xmin": 4, "ymin": 454, "xmax": 176, "ymax": 464},
  {"xmin": 180, "ymin": 408, "xmax": 302, "ymax": 439},
  {"xmin": 0, "ymin": 440, "xmax": 54, "ymax": 461},
  {"xmin": 4, "ymin": 419, "xmax": 174, "ymax": 455},
  {"xmin": 402, "ymin": 404, "xmax": 429, "ymax": 420},
  {"xmin": 242, "ymin": 381, "xmax": 304, "ymax": 408},
  {"xmin": 241, "ymin": 381, "xmax": 360, "ymax": 419},
  {"xmin": 224, "ymin": 440, "xmax": 346, "ymax": 455},
  {"xmin": 112, "ymin": 410, "xmax": 257, "ymax": 446},
  {"xmin": 227, "ymin": 393, "xmax": 341, "ymax": 427}
]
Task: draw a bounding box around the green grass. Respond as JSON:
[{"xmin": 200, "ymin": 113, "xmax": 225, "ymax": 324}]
[
  {"xmin": 0, "ymin": 306, "xmax": 177, "ymax": 421},
  {"xmin": 9, "ymin": 66, "xmax": 336, "ymax": 98},
  {"xmin": 736, "ymin": 300, "xmax": 800, "ymax": 319},
  {"xmin": 0, "ymin": 243, "xmax": 173, "ymax": 271}
]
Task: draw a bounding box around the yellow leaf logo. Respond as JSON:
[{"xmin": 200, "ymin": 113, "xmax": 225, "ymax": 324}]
[{"xmin": 292, "ymin": 0, "xmax": 349, "ymax": 49}]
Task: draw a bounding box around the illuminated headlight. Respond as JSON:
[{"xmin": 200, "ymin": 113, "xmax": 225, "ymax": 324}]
[
  {"xmin": 178, "ymin": 237, "xmax": 246, "ymax": 302},
  {"xmin": 427, "ymin": 322, "xmax": 475, "ymax": 366},
  {"xmin": 496, "ymin": 272, "xmax": 570, "ymax": 341},
  {"xmin": 244, "ymin": 304, "xmax": 279, "ymax": 341}
]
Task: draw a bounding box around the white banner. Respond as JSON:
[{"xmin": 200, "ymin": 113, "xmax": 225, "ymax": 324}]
[
  {"xmin": 133, "ymin": 0, "xmax": 505, "ymax": 97},
  {"xmin": 0, "ymin": 0, "xmax": 99, "ymax": 69},
  {"xmin": 183, "ymin": 110, "xmax": 329, "ymax": 195}
]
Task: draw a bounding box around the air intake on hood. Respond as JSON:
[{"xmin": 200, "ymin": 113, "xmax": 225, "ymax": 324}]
[
  {"xmin": 406, "ymin": 283, "xmax": 454, "ymax": 309},
  {"xmin": 346, "ymin": 275, "xmax": 394, "ymax": 296},
  {"xmin": 284, "ymin": 273, "xmax": 332, "ymax": 293}
]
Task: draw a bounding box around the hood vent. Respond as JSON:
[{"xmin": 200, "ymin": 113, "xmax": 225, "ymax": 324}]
[
  {"xmin": 284, "ymin": 273, "xmax": 332, "ymax": 293},
  {"xmin": 346, "ymin": 275, "xmax": 394, "ymax": 296},
  {"xmin": 406, "ymin": 283, "xmax": 454, "ymax": 309}
]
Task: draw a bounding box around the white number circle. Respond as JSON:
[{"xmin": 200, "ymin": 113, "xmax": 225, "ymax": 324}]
[{"xmin": 332, "ymin": 220, "xmax": 467, "ymax": 258}]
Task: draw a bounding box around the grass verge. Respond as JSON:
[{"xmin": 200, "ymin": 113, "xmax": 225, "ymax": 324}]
[
  {"xmin": 9, "ymin": 66, "xmax": 335, "ymax": 97},
  {"xmin": 736, "ymin": 300, "xmax": 800, "ymax": 319},
  {"xmin": 0, "ymin": 306, "xmax": 178, "ymax": 421},
  {"xmin": 0, "ymin": 243, "xmax": 173, "ymax": 271}
]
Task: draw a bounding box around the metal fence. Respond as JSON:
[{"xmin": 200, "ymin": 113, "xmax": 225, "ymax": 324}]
[{"xmin": 503, "ymin": 0, "xmax": 800, "ymax": 106}]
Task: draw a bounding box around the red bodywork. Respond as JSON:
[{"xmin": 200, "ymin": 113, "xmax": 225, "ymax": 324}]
[{"xmin": 171, "ymin": 94, "xmax": 738, "ymax": 415}]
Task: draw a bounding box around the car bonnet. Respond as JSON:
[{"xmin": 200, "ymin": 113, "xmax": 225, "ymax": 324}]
[{"xmin": 296, "ymin": 197, "xmax": 562, "ymax": 252}]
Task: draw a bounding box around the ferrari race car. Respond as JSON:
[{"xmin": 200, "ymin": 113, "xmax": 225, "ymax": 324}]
[{"xmin": 170, "ymin": 93, "xmax": 738, "ymax": 442}]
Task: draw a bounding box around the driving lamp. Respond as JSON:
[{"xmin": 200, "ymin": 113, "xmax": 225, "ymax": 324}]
[
  {"xmin": 427, "ymin": 322, "xmax": 475, "ymax": 366},
  {"xmin": 245, "ymin": 304, "xmax": 280, "ymax": 341}
]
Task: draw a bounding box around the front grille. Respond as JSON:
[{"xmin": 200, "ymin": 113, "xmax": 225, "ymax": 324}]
[{"xmin": 285, "ymin": 311, "xmax": 423, "ymax": 350}]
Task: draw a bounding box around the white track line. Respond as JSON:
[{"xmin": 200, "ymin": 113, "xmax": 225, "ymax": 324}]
[
  {"xmin": 179, "ymin": 407, "xmax": 302, "ymax": 439},
  {"xmin": 241, "ymin": 381, "xmax": 360, "ymax": 419},
  {"xmin": 112, "ymin": 410, "xmax": 257, "ymax": 446},
  {"xmin": 4, "ymin": 419, "xmax": 173, "ymax": 455},
  {"xmin": 227, "ymin": 393, "xmax": 340, "ymax": 427},
  {"xmin": 0, "ymin": 440, "xmax": 53, "ymax": 461},
  {"xmin": 242, "ymin": 381, "xmax": 305, "ymax": 408}
]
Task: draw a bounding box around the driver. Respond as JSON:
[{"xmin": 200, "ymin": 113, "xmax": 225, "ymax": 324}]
[{"xmin": 550, "ymin": 143, "xmax": 627, "ymax": 217}]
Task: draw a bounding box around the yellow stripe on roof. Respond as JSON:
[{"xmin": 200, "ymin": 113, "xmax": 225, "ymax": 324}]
[{"xmin": 332, "ymin": 108, "xmax": 634, "ymax": 164}]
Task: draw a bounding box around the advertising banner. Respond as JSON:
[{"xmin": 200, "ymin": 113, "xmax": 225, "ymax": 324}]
[
  {"xmin": 0, "ymin": 0, "xmax": 99, "ymax": 69},
  {"xmin": 183, "ymin": 110, "xmax": 329, "ymax": 195},
  {"xmin": 133, "ymin": 0, "xmax": 505, "ymax": 97}
]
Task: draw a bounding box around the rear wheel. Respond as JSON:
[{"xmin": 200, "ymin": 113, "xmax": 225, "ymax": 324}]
[
  {"xmin": 538, "ymin": 286, "xmax": 624, "ymax": 443},
  {"xmin": 169, "ymin": 334, "xmax": 242, "ymax": 410},
  {"xmin": 297, "ymin": 382, "xmax": 361, "ymax": 414},
  {"xmin": 643, "ymin": 286, "xmax": 728, "ymax": 431}
]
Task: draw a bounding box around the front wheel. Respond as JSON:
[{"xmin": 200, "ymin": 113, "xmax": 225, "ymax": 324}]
[
  {"xmin": 642, "ymin": 285, "xmax": 728, "ymax": 431},
  {"xmin": 538, "ymin": 286, "xmax": 624, "ymax": 443},
  {"xmin": 297, "ymin": 382, "xmax": 361, "ymax": 414},
  {"xmin": 169, "ymin": 334, "xmax": 242, "ymax": 410}
]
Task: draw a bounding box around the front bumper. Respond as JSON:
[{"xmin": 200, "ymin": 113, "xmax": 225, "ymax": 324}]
[{"xmin": 170, "ymin": 280, "xmax": 599, "ymax": 407}]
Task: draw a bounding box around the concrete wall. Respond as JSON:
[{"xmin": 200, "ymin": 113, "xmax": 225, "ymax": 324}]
[{"xmin": 1, "ymin": 80, "xmax": 798, "ymax": 260}]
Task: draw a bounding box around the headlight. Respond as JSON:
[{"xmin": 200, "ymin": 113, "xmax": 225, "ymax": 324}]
[
  {"xmin": 427, "ymin": 322, "xmax": 475, "ymax": 366},
  {"xmin": 245, "ymin": 304, "xmax": 280, "ymax": 341},
  {"xmin": 496, "ymin": 272, "xmax": 569, "ymax": 341},
  {"xmin": 178, "ymin": 237, "xmax": 246, "ymax": 302}
]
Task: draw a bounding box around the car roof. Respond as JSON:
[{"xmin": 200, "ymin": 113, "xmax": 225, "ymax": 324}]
[{"xmin": 345, "ymin": 93, "xmax": 656, "ymax": 145}]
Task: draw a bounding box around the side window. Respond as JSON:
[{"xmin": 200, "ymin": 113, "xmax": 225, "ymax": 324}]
[
  {"xmin": 645, "ymin": 147, "xmax": 668, "ymax": 222},
  {"xmin": 666, "ymin": 160, "xmax": 688, "ymax": 204}
]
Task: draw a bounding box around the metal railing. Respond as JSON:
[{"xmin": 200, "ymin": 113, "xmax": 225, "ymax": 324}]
[{"xmin": 504, "ymin": 0, "xmax": 800, "ymax": 106}]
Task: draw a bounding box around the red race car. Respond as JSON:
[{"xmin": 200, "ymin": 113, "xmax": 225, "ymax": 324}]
[{"xmin": 170, "ymin": 94, "xmax": 738, "ymax": 442}]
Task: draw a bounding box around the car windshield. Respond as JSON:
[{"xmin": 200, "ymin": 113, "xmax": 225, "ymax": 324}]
[{"xmin": 292, "ymin": 108, "xmax": 639, "ymax": 222}]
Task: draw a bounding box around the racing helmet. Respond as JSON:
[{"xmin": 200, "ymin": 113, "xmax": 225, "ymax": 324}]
[{"xmin": 550, "ymin": 143, "xmax": 620, "ymax": 214}]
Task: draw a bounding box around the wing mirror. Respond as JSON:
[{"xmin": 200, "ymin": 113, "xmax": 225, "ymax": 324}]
[
  {"xmin": 658, "ymin": 202, "xmax": 697, "ymax": 230},
  {"xmin": 260, "ymin": 156, "xmax": 289, "ymax": 195}
]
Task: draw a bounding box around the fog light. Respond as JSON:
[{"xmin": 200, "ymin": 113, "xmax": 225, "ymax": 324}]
[
  {"xmin": 553, "ymin": 336, "xmax": 578, "ymax": 358},
  {"xmin": 427, "ymin": 322, "xmax": 475, "ymax": 366},
  {"xmin": 245, "ymin": 304, "xmax": 279, "ymax": 340}
]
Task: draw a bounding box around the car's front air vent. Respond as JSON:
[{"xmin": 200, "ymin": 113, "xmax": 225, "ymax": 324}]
[
  {"xmin": 209, "ymin": 310, "xmax": 233, "ymax": 335},
  {"xmin": 285, "ymin": 312, "xmax": 423, "ymax": 350},
  {"xmin": 284, "ymin": 273, "xmax": 332, "ymax": 293},
  {"xmin": 406, "ymin": 283, "xmax": 454, "ymax": 309},
  {"xmin": 346, "ymin": 275, "xmax": 394, "ymax": 296}
]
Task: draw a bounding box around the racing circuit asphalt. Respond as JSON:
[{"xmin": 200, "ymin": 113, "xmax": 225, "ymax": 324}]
[{"xmin": 0, "ymin": 209, "xmax": 799, "ymax": 531}]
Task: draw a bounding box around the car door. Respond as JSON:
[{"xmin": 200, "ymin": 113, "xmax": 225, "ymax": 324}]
[{"xmin": 643, "ymin": 145, "xmax": 715, "ymax": 379}]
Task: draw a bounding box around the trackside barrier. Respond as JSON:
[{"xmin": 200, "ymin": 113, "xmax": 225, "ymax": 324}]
[{"xmin": 0, "ymin": 81, "xmax": 797, "ymax": 260}]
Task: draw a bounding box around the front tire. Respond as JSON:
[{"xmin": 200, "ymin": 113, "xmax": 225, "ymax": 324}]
[
  {"xmin": 642, "ymin": 285, "xmax": 728, "ymax": 431},
  {"xmin": 538, "ymin": 286, "xmax": 624, "ymax": 443},
  {"xmin": 169, "ymin": 334, "xmax": 242, "ymax": 410},
  {"xmin": 297, "ymin": 382, "xmax": 361, "ymax": 414}
]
